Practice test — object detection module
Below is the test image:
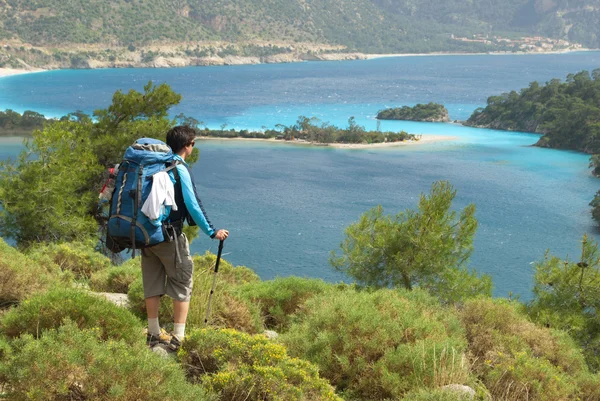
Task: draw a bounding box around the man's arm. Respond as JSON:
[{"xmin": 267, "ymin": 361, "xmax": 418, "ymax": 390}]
[{"xmin": 176, "ymin": 164, "xmax": 216, "ymax": 238}]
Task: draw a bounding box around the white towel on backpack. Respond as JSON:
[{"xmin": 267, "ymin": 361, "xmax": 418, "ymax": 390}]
[{"xmin": 141, "ymin": 171, "xmax": 178, "ymax": 221}]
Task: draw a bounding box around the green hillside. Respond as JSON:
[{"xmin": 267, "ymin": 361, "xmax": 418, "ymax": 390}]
[{"xmin": 0, "ymin": 0, "xmax": 598, "ymax": 55}]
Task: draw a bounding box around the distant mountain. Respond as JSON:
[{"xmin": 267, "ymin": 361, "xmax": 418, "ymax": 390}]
[{"xmin": 0, "ymin": 0, "xmax": 597, "ymax": 54}]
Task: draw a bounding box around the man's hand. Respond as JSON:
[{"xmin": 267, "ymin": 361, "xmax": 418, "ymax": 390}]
[{"xmin": 215, "ymin": 229, "xmax": 229, "ymax": 240}]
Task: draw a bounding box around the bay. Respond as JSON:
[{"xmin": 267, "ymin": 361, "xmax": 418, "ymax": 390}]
[{"xmin": 2, "ymin": 52, "xmax": 600, "ymax": 298}]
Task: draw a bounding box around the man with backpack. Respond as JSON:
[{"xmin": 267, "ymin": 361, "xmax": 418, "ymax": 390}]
[{"xmin": 142, "ymin": 126, "xmax": 228, "ymax": 352}]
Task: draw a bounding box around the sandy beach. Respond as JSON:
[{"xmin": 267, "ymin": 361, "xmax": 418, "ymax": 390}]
[
  {"xmin": 0, "ymin": 68, "xmax": 46, "ymax": 78},
  {"xmin": 196, "ymin": 134, "xmax": 456, "ymax": 148},
  {"xmin": 364, "ymin": 48, "xmax": 592, "ymax": 60}
]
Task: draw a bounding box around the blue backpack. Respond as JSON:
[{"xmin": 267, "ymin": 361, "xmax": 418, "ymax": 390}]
[{"xmin": 106, "ymin": 138, "xmax": 178, "ymax": 256}]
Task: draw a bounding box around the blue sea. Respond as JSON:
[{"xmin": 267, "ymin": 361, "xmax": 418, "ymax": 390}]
[{"xmin": 2, "ymin": 52, "xmax": 600, "ymax": 298}]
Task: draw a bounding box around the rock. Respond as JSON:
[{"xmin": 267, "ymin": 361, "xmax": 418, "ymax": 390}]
[
  {"xmin": 151, "ymin": 344, "xmax": 171, "ymax": 358},
  {"xmin": 222, "ymin": 55, "xmax": 261, "ymax": 65},
  {"xmin": 263, "ymin": 330, "xmax": 279, "ymax": 340},
  {"xmin": 263, "ymin": 53, "xmax": 302, "ymax": 63},
  {"xmin": 441, "ymin": 384, "xmax": 476, "ymax": 400},
  {"xmin": 309, "ymin": 52, "xmax": 368, "ymax": 61},
  {"xmin": 94, "ymin": 292, "xmax": 129, "ymax": 308}
]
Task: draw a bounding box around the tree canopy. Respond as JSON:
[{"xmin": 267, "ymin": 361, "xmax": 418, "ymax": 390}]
[
  {"xmin": 0, "ymin": 82, "xmax": 186, "ymax": 248},
  {"xmin": 377, "ymin": 103, "xmax": 450, "ymax": 122},
  {"xmin": 330, "ymin": 180, "xmax": 491, "ymax": 303}
]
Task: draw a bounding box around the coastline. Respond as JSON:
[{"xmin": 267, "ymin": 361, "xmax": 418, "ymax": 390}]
[
  {"xmin": 0, "ymin": 68, "xmax": 46, "ymax": 78},
  {"xmin": 196, "ymin": 134, "xmax": 456, "ymax": 149},
  {"xmin": 364, "ymin": 48, "xmax": 594, "ymax": 60},
  {"xmin": 0, "ymin": 48, "xmax": 593, "ymax": 78}
]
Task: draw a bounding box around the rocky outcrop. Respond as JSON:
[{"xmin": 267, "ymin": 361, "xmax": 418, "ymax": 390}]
[
  {"xmin": 377, "ymin": 103, "xmax": 450, "ymax": 122},
  {"xmin": 441, "ymin": 384, "xmax": 476, "ymax": 400}
]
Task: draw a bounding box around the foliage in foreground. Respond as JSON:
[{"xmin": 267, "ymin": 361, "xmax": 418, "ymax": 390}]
[
  {"xmin": 1, "ymin": 322, "xmax": 211, "ymax": 401},
  {"xmin": 0, "ymin": 238, "xmax": 63, "ymax": 308},
  {"xmin": 528, "ymin": 234, "xmax": 600, "ymax": 371},
  {"xmin": 236, "ymin": 276, "xmax": 332, "ymax": 331},
  {"xmin": 331, "ymin": 181, "xmax": 490, "ymax": 303},
  {"xmin": 0, "ymin": 82, "xmax": 184, "ymax": 248},
  {"xmin": 281, "ymin": 288, "xmax": 470, "ymax": 400},
  {"xmin": 0, "ymin": 288, "xmax": 143, "ymax": 345},
  {"xmin": 89, "ymin": 257, "xmax": 141, "ymax": 293},
  {"xmin": 460, "ymin": 297, "xmax": 600, "ymax": 401},
  {"xmin": 181, "ymin": 328, "xmax": 342, "ymax": 401},
  {"xmin": 26, "ymin": 240, "xmax": 111, "ymax": 280}
]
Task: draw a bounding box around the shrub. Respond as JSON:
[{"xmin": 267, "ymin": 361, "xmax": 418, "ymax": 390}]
[
  {"xmin": 0, "ymin": 334, "xmax": 11, "ymax": 388},
  {"xmin": 236, "ymin": 277, "xmax": 331, "ymax": 331},
  {"xmin": 194, "ymin": 251, "xmax": 260, "ymax": 286},
  {"xmin": 90, "ymin": 257, "xmax": 141, "ymax": 293},
  {"xmin": 0, "ymin": 238, "xmax": 62, "ymax": 308},
  {"xmin": 460, "ymin": 298, "xmax": 587, "ymax": 400},
  {"xmin": 2, "ymin": 322, "xmax": 211, "ymax": 401},
  {"xmin": 577, "ymin": 373, "xmax": 600, "ymax": 401},
  {"xmin": 0, "ymin": 288, "xmax": 143, "ymax": 345},
  {"xmin": 528, "ymin": 236, "xmax": 600, "ymax": 370},
  {"xmin": 128, "ymin": 253, "xmax": 263, "ymax": 333},
  {"xmin": 281, "ymin": 288, "xmax": 470, "ymax": 400},
  {"xmin": 180, "ymin": 328, "xmax": 342, "ymax": 401},
  {"xmin": 26, "ymin": 241, "xmax": 111, "ymax": 280}
]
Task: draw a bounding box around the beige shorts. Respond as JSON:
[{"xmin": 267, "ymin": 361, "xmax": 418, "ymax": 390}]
[{"xmin": 141, "ymin": 233, "xmax": 194, "ymax": 302}]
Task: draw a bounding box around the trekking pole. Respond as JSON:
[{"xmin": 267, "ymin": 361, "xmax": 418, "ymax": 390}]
[{"xmin": 204, "ymin": 239, "xmax": 224, "ymax": 326}]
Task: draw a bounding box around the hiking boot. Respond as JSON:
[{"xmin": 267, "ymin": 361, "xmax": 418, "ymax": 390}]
[
  {"xmin": 166, "ymin": 333, "xmax": 182, "ymax": 353},
  {"xmin": 146, "ymin": 328, "xmax": 172, "ymax": 347}
]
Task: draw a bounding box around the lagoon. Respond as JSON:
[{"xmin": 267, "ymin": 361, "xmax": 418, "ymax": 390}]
[{"xmin": 2, "ymin": 52, "xmax": 600, "ymax": 298}]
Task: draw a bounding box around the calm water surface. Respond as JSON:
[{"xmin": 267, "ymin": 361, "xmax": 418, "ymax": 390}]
[{"xmin": 2, "ymin": 52, "xmax": 600, "ymax": 298}]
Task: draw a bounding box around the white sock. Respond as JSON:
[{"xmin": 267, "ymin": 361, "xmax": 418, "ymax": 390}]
[
  {"xmin": 173, "ymin": 323, "xmax": 185, "ymax": 340},
  {"xmin": 148, "ymin": 317, "xmax": 160, "ymax": 336}
]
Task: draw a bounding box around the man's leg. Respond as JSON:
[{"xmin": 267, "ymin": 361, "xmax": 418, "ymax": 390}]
[
  {"xmin": 173, "ymin": 299, "xmax": 190, "ymax": 340},
  {"xmin": 145, "ymin": 295, "xmax": 161, "ymax": 319},
  {"xmin": 151, "ymin": 233, "xmax": 194, "ymax": 344},
  {"xmin": 141, "ymin": 249, "xmax": 168, "ymax": 345},
  {"xmin": 173, "ymin": 299, "xmax": 190, "ymax": 324}
]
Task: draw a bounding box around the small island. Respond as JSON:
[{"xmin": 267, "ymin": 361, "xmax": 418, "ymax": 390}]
[
  {"xmin": 190, "ymin": 115, "xmax": 418, "ymax": 146},
  {"xmin": 376, "ymin": 103, "xmax": 450, "ymax": 123}
]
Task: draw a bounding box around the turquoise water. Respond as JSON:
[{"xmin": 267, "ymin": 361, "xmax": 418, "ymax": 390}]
[{"xmin": 2, "ymin": 52, "xmax": 600, "ymax": 298}]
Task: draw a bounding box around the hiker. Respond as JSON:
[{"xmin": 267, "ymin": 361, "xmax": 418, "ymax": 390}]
[{"xmin": 143, "ymin": 125, "xmax": 229, "ymax": 352}]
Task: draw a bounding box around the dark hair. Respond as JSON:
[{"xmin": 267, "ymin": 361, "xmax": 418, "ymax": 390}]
[{"xmin": 166, "ymin": 125, "xmax": 197, "ymax": 153}]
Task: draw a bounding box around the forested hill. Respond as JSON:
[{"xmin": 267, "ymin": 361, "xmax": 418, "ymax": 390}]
[
  {"xmin": 464, "ymin": 70, "xmax": 600, "ymax": 154},
  {"xmin": 0, "ymin": 0, "xmax": 598, "ymax": 55}
]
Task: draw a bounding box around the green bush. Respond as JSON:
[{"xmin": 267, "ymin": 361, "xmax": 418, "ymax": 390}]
[
  {"xmin": 236, "ymin": 277, "xmax": 331, "ymax": 331},
  {"xmin": 194, "ymin": 251, "xmax": 260, "ymax": 286},
  {"xmin": 0, "ymin": 288, "xmax": 143, "ymax": 345},
  {"xmin": 528, "ymin": 236, "xmax": 600, "ymax": 370},
  {"xmin": 0, "ymin": 238, "xmax": 62, "ymax": 308},
  {"xmin": 26, "ymin": 241, "xmax": 111, "ymax": 280},
  {"xmin": 180, "ymin": 328, "xmax": 342, "ymax": 401},
  {"xmin": 281, "ymin": 288, "xmax": 470, "ymax": 400},
  {"xmin": 90, "ymin": 257, "xmax": 141, "ymax": 293},
  {"xmin": 2, "ymin": 322, "xmax": 212, "ymax": 401},
  {"xmin": 128, "ymin": 253, "xmax": 263, "ymax": 333},
  {"xmin": 577, "ymin": 373, "xmax": 600, "ymax": 401},
  {"xmin": 460, "ymin": 298, "xmax": 588, "ymax": 400},
  {"xmin": 0, "ymin": 334, "xmax": 11, "ymax": 388}
]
